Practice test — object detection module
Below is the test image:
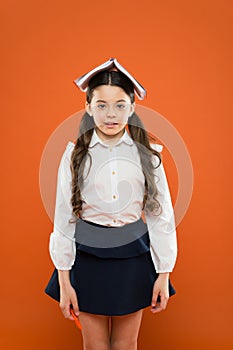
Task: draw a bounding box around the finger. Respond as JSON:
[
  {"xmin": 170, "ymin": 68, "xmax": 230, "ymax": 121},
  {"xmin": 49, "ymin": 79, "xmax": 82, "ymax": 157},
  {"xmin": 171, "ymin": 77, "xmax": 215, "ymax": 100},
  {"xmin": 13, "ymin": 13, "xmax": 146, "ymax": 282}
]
[
  {"xmin": 151, "ymin": 303, "xmax": 163, "ymax": 313},
  {"xmin": 160, "ymin": 293, "xmax": 169, "ymax": 310},
  {"xmin": 60, "ymin": 302, "xmax": 73, "ymax": 320},
  {"xmin": 151, "ymin": 289, "xmax": 159, "ymax": 308},
  {"xmin": 71, "ymin": 297, "xmax": 80, "ymax": 316},
  {"xmin": 151, "ymin": 294, "xmax": 169, "ymax": 314}
]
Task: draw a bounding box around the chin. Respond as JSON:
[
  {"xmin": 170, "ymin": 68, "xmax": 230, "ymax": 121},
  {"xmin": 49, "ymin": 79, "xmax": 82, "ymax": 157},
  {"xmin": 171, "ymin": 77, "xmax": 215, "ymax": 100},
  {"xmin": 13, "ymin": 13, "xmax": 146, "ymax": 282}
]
[
  {"xmin": 101, "ymin": 127, "xmax": 125, "ymax": 136},
  {"xmin": 105, "ymin": 129, "xmax": 123, "ymax": 136}
]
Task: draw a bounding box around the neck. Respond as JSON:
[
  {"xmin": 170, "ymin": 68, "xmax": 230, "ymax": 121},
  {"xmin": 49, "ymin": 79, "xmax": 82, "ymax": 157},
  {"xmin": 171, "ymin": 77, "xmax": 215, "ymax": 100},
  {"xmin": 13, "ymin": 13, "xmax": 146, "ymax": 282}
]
[{"xmin": 95, "ymin": 128, "xmax": 125, "ymax": 146}]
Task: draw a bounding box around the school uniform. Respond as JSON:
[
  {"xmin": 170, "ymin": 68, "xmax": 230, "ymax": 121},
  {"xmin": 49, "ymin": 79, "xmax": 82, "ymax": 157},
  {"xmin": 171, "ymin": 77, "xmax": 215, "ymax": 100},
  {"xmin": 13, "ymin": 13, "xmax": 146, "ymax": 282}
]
[{"xmin": 45, "ymin": 129, "xmax": 177, "ymax": 316}]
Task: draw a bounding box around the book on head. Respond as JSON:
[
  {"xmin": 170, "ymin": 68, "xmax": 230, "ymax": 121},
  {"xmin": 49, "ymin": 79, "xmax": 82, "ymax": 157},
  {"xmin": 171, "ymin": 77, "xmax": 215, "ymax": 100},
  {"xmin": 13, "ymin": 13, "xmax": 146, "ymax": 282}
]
[{"xmin": 74, "ymin": 58, "xmax": 146, "ymax": 100}]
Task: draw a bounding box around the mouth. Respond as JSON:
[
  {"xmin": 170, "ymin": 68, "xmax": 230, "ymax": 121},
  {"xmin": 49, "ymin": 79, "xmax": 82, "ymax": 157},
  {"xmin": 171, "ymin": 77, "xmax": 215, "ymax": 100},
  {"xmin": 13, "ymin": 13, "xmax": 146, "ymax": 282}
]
[{"xmin": 104, "ymin": 122, "xmax": 118, "ymax": 125}]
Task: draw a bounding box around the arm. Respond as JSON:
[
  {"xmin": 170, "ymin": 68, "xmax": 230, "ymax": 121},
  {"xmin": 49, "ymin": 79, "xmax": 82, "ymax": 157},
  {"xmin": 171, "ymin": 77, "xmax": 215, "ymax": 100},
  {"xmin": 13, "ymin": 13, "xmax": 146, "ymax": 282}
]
[
  {"xmin": 49, "ymin": 142, "xmax": 77, "ymax": 270},
  {"xmin": 49, "ymin": 142, "xmax": 79, "ymax": 319},
  {"xmin": 144, "ymin": 145, "xmax": 177, "ymax": 313},
  {"xmin": 151, "ymin": 272, "xmax": 170, "ymax": 313},
  {"xmin": 58, "ymin": 270, "xmax": 79, "ymax": 319}
]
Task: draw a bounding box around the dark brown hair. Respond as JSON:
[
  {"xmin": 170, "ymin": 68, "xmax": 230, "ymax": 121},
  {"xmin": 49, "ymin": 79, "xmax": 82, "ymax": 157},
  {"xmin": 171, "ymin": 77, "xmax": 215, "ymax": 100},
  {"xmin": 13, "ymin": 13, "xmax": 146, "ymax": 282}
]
[{"xmin": 70, "ymin": 71, "xmax": 162, "ymax": 219}]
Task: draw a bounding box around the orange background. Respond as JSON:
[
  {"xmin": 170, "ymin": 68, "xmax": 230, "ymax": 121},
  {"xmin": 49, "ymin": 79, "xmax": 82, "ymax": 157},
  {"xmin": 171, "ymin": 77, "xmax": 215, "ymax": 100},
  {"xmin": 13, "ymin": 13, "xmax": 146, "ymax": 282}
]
[{"xmin": 1, "ymin": 0, "xmax": 233, "ymax": 349}]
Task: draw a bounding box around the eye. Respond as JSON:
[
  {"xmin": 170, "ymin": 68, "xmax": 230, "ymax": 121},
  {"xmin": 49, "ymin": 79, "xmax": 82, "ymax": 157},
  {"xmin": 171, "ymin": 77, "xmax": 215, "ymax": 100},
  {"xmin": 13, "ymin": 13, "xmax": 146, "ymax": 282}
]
[
  {"xmin": 97, "ymin": 104, "xmax": 107, "ymax": 110},
  {"xmin": 116, "ymin": 103, "xmax": 126, "ymax": 110}
]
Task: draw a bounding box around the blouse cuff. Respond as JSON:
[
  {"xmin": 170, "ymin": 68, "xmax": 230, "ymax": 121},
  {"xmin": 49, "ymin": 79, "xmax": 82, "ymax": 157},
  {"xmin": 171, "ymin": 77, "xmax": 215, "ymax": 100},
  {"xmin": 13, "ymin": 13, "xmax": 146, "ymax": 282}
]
[
  {"xmin": 49, "ymin": 231, "xmax": 76, "ymax": 270},
  {"xmin": 149, "ymin": 241, "xmax": 177, "ymax": 273}
]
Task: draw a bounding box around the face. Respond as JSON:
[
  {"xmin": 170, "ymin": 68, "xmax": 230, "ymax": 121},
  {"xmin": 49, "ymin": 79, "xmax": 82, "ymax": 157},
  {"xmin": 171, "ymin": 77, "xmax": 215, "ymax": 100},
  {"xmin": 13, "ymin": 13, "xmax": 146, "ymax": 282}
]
[{"xmin": 86, "ymin": 85, "xmax": 135, "ymax": 143}]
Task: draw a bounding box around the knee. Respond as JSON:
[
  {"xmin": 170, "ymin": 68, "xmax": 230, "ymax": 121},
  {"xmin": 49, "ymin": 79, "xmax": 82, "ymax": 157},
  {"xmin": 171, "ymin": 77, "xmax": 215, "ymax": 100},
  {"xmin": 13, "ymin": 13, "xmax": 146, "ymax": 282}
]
[
  {"xmin": 83, "ymin": 339, "xmax": 110, "ymax": 350},
  {"xmin": 83, "ymin": 341, "xmax": 110, "ymax": 350},
  {"xmin": 111, "ymin": 338, "xmax": 137, "ymax": 350},
  {"xmin": 82, "ymin": 335, "xmax": 111, "ymax": 350}
]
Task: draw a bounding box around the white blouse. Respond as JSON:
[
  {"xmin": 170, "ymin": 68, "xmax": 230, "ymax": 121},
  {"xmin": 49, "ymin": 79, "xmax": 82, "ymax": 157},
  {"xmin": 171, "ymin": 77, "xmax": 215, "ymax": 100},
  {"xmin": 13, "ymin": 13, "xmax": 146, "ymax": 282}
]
[{"xmin": 49, "ymin": 129, "xmax": 177, "ymax": 273}]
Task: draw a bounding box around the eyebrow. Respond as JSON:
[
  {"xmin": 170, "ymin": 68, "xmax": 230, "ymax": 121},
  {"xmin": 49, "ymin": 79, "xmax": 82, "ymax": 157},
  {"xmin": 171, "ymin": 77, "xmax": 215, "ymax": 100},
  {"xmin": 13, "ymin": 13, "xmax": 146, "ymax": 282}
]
[{"xmin": 95, "ymin": 99, "xmax": 127, "ymax": 103}]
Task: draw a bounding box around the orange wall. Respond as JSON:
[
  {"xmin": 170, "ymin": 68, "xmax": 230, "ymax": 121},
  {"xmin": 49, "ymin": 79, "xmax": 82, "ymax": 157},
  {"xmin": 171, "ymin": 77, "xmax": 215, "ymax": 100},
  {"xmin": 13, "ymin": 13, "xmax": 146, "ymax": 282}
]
[{"xmin": 1, "ymin": 0, "xmax": 233, "ymax": 349}]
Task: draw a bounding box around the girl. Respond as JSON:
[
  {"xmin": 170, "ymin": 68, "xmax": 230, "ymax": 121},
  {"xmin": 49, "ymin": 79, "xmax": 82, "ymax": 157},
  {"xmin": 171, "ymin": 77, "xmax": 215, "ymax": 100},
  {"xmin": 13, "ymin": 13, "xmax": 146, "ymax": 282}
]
[{"xmin": 45, "ymin": 59, "xmax": 177, "ymax": 350}]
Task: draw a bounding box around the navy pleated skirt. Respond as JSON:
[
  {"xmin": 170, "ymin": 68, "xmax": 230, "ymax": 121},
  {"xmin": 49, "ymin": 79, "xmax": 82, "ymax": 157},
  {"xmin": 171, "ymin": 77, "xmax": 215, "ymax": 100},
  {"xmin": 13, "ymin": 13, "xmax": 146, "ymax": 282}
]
[{"xmin": 44, "ymin": 218, "xmax": 176, "ymax": 316}]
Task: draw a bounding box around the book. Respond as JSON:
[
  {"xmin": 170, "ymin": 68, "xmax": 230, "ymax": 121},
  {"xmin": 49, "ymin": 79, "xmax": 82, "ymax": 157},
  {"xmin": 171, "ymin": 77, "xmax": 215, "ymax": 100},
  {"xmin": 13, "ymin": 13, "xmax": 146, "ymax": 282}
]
[{"xmin": 73, "ymin": 58, "xmax": 146, "ymax": 100}]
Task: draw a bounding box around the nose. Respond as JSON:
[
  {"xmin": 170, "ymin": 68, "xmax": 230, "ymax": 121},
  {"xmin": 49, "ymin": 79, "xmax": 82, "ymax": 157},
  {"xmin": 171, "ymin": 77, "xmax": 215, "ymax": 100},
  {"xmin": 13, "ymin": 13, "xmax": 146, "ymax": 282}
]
[{"xmin": 107, "ymin": 104, "xmax": 116, "ymax": 117}]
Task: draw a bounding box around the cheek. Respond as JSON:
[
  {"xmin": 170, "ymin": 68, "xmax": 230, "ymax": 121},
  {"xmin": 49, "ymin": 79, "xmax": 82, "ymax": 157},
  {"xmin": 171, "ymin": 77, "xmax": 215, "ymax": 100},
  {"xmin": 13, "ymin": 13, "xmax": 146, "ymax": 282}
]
[
  {"xmin": 121, "ymin": 115, "xmax": 129, "ymax": 124},
  {"xmin": 93, "ymin": 115, "xmax": 104, "ymax": 125}
]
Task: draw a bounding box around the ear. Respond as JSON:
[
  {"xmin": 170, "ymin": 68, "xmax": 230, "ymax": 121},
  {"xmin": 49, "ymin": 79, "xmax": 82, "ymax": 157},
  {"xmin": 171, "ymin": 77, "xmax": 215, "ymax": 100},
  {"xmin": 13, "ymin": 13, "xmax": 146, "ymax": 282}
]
[
  {"xmin": 129, "ymin": 102, "xmax": 135, "ymax": 117},
  {"xmin": 85, "ymin": 102, "xmax": 92, "ymax": 116}
]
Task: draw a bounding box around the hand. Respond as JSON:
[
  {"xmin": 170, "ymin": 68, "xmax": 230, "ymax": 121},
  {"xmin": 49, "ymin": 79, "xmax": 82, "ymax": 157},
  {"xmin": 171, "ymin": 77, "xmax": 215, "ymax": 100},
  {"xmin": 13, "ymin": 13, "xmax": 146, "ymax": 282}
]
[
  {"xmin": 151, "ymin": 273, "xmax": 169, "ymax": 314},
  {"xmin": 59, "ymin": 284, "xmax": 80, "ymax": 321}
]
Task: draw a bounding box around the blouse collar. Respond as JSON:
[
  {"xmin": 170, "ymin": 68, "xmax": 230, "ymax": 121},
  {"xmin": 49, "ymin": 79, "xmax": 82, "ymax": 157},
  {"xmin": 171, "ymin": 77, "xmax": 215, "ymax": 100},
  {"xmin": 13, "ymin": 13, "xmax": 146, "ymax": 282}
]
[{"xmin": 89, "ymin": 128, "xmax": 134, "ymax": 148}]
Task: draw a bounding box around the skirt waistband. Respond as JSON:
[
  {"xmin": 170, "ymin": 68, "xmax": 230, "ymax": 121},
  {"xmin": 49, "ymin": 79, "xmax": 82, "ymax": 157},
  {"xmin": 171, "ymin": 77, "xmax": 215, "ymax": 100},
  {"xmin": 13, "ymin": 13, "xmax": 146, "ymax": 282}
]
[
  {"xmin": 74, "ymin": 218, "xmax": 148, "ymax": 248},
  {"xmin": 74, "ymin": 218, "xmax": 150, "ymax": 258}
]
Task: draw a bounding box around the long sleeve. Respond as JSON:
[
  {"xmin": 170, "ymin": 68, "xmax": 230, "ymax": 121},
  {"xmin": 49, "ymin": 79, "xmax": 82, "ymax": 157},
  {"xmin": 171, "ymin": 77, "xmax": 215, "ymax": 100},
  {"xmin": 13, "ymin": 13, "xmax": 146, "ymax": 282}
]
[
  {"xmin": 49, "ymin": 142, "xmax": 77, "ymax": 270},
  {"xmin": 144, "ymin": 144, "xmax": 178, "ymax": 273}
]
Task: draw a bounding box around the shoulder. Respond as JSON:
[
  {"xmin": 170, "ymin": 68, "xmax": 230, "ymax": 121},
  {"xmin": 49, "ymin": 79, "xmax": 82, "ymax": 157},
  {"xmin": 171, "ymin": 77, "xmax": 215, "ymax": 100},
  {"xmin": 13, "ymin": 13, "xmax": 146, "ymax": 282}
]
[
  {"xmin": 149, "ymin": 143, "xmax": 163, "ymax": 153},
  {"xmin": 149, "ymin": 143, "xmax": 163, "ymax": 168},
  {"xmin": 59, "ymin": 141, "xmax": 75, "ymax": 166},
  {"xmin": 67, "ymin": 141, "xmax": 75, "ymax": 149},
  {"xmin": 63, "ymin": 141, "xmax": 75, "ymax": 156}
]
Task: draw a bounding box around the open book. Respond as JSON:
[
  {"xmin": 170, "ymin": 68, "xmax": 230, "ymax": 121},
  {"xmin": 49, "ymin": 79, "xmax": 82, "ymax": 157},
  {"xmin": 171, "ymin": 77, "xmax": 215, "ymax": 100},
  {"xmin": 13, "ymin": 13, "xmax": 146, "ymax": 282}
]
[{"xmin": 74, "ymin": 58, "xmax": 146, "ymax": 100}]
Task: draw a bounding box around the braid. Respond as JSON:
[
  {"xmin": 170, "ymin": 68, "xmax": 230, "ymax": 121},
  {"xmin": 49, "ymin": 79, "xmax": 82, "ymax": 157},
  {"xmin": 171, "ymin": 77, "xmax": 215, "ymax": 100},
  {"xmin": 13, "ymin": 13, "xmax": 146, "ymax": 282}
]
[
  {"xmin": 128, "ymin": 113, "xmax": 162, "ymax": 213},
  {"xmin": 70, "ymin": 113, "xmax": 94, "ymax": 218}
]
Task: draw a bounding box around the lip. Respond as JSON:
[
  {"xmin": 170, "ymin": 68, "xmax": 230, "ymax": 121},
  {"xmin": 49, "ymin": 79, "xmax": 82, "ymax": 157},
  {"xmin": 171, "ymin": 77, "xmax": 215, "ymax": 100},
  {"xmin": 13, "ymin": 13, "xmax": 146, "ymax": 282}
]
[
  {"xmin": 104, "ymin": 122, "xmax": 118, "ymax": 125},
  {"xmin": 104, "ymin": 122, "xmax": 118, "ymax": 129}
]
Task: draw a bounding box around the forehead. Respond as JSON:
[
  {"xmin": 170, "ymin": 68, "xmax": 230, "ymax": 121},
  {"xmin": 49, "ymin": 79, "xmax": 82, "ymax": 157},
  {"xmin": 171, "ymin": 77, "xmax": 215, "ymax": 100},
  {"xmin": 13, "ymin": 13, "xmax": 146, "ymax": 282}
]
[{"xmin": 91, "ymin": 85, "xmax": 131, "ymax": 102}]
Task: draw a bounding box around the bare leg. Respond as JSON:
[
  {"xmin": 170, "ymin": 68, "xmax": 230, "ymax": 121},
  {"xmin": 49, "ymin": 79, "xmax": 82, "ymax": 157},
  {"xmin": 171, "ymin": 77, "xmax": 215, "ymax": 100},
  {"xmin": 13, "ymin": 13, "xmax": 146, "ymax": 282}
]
[
  {"xmin": 110, "ymin": 309, "xmax": 143, "ymax": 350},
  {"xmin": 78, "ymin": 312, "xmax": 111, "ymax": 350}
]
